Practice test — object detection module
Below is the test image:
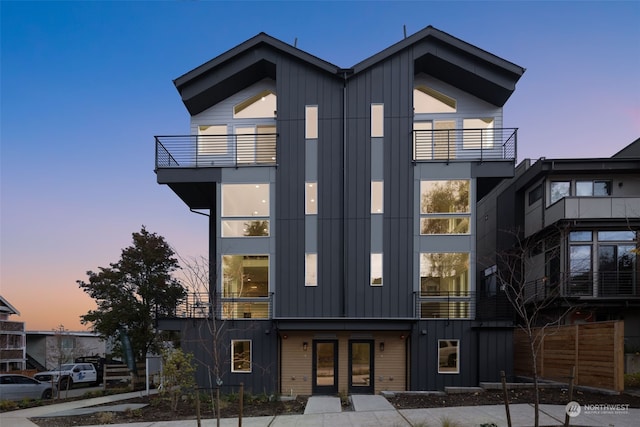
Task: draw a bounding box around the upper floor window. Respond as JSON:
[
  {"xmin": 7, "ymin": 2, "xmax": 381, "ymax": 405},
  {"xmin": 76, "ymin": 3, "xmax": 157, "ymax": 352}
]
[
  {"xmin": 462, "ymin": 118, "xmax": 494, "ymax": 150},
  {"xmin": 371, "ymin": 104, "xmax": 384, "ymax": 137},
  {"xmin": 233, "ymin": 90, "xmax": 276, "ymax": 119},
  {"xmin": 549, "ymin": 179, "xmax": 613, "ymax": 205},
  {"xmin": 371, "ymin": 181, "xmax": 383, "ymax": 214},
  {"xmin": 197, "ymin": 125, "xmax": 228, "ymax": 155},
  {"xmin": 221, "ymin": 184, "xmax": 269, "ymax": 237},
  {"xmin": 371, "ymin": 253, "xmax": 383, "ymax": 286},
  {"xmin": 222, "ymin": 255, "xmax": 270, "ymax": 319},
  {"xmin": 420, "ymin": 180, "xmax": 470, "ymax": 234},
  {"xmin": 550, "ymin": 181, "xmax": 570, "ymax": 204},
  {"xmin": 528, "ymin": 184, "xmax": 543, "ymax": 206},
  {"xmin": 305, "ymin": 105, "xmax": 318, "ymax": 139},
  {"xmin": 576, "ymin": 180, "xmax": 612, "ymax": 197},
  {"xmin": 306, "ymin": 182, "xmax": 317, "ymax": 214},
  {"xmin": 414, "ymin": 86, "xmax": 456, "ymax": 113},
  {"xmin": 305, "ymin": 253, "xmax": 317, "ymax": 287}
]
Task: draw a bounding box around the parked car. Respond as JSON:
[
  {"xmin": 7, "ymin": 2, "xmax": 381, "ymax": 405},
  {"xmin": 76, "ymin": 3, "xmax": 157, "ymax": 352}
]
[
  {"xmin": 34, "ymin": 363, "xmax": 98, "ymax": 389},
  {"xmin": 0, "ymin": 374, "xmax": 54, "ymax": 401}
]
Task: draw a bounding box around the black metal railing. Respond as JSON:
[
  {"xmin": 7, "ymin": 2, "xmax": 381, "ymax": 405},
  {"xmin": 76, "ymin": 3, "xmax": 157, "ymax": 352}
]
[
  {"xmin": 155, "ymin": 134, "xmax": 277, "ymax": 169},
  {"xmin": 168, "ymin": 292, "xmax": 273, "ymax": 320},
  {"xmin": 523, "ymin": 272, "xmax": 639, "ymax": 300},
  {"xmin": 417, "ymin": 291, "xmax": 514, "ymax": 320},
  {"xmin": 413, "ymin": 128, "xmax": 517, "ymax": 162}
]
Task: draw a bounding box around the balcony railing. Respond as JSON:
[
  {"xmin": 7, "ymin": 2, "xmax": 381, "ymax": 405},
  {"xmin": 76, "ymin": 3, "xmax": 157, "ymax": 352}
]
[
  {"xmin": 417, "ymin": 291, "xmax": 514, "ymax": 320},
  {"xmin": 413, "ymin": 128, "xmax": 517, "ymax": 162},
  {"xmin": 166, "ymin": 292, "xmax": 273, "ymax": 320},
  {"xmin": 524, "ymin": 272, "xmax": 639, "ymax": 300},
  {"xmin": 155, "ymin": 134, "xmax": 277, "ymax": 169}
]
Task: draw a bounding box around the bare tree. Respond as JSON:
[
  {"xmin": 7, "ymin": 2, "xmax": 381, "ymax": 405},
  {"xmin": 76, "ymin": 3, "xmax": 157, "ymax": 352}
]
[{"xmin": 494, "ymin": 229, "xmax": 575, "ymax": 427}]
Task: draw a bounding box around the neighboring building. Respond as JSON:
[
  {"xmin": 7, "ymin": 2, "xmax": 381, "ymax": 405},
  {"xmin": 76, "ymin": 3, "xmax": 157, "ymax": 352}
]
[
  {"xmin": 26, "ymin": 331, "xmax": 106, "ymax": 370},
  {"xmin": 0, "ymin": 296, "xmax": 26, "ymax": 372},
  {"xmin": 155, "ymin": 26, "xmax": 525, "ymax": 394},
  {"xmin": 477, "ymin": 139, "xmax": 640, "ymax": 346}
]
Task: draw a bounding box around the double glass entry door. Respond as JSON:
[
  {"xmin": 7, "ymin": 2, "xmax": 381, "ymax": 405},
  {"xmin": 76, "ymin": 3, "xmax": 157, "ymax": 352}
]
[{"xmin": 311, "ymin": 340, "xmax": 374, "ymax": 394}]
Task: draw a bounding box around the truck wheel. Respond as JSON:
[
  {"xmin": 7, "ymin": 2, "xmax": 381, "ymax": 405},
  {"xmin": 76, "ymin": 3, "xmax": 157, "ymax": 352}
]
[{"xmin": 59, "ymin": 377, "xmax": 73, "ymax": 390}]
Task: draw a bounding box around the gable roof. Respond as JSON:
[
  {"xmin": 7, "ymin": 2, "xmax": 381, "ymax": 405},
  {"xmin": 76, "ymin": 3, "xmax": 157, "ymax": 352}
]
[
  {"xmin": 0, "ymin": 295, "xmax": 20, "ymax": 316},
  {"xmin": 174, "ymin": 26, "xmax": 525, "ymax": 115}
]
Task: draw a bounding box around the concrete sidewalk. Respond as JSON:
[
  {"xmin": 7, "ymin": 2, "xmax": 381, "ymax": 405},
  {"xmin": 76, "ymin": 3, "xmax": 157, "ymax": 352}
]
[{"xmin": 2, "ymin": 392, "xmax": 639, "ymax": 427}]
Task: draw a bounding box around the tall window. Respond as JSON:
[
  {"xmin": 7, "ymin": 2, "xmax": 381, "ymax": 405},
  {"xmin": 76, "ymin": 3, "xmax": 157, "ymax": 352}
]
[
  {"xmin": 371, "ymin": 253, "xmax": 383, "ymax": 286},
  {"xmin": 371, "ymin": 181, "xmax": 383, "ymax": 213},
  {"xmin": 231, "ymin": 340, "xmax": 252, "ymax": 373},
  {"xmin": 305, "ymin": 253, "xmax": 317, "ymax": 287},
  {"xmin": 371, "ymin": 104, "xmax": 384, "ymax": 137},
  {"xmin": 222, "ymin": 255, "xmax": 269, "ymax": 319},
  {"xmin": 197, "ymin": 125, "xmax": 228, "ymax": 155},
  {"xmin": 463, "ymin": 118, "xmax": 494, "ymax": 149},
  {"xmin": 221, "ymin": 184, "xmax": 269, "ymax": 237},
  {"xmin": 420, "ymin": 180, "xmax": 470, "ymax": 234},
  {"xmin": 420, "ymin": 253, "xmax": 470, "ymax": 319},
  {"xmin": 305, "ymin": 105, "xmax": 318, "ymax": 139},
  {"xmin": 306, "ymin": 182, "xmax": 317, "ymax": 214}
]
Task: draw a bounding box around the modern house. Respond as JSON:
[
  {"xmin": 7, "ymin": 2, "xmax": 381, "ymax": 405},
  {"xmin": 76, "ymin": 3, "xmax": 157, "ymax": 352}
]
[
  {"xmin": 0, "ymin": 295, "xmax": 26, "ymax": 372},
  {"xmin": 155, "ymin": 25, "xmax": 525, "ymax": 394},
  {"xmin": 477, "ymin": 139, "xmax": 640, "ymax": 346}
]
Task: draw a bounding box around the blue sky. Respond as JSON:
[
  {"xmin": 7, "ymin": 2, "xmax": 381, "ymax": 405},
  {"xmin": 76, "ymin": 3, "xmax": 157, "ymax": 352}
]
[{"xmin": 1, "ymin": 1, "xmax": 639, "ymax": 330}]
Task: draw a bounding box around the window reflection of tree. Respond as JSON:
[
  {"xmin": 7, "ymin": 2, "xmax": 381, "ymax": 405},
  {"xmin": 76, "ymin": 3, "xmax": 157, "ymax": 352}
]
[
  {"xmin": 420, "ymin": 253, "xmax": 469, "ymax": 296},
  {"xmin": 243, "ymin": 220, "xmax": 269, "ymax": 236}
]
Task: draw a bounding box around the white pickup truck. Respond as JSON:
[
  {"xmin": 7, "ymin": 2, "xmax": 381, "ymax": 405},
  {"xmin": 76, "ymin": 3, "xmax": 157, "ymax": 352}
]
[{"xmin": 34, "ymin": 363, "xmax": 98, "ymax": 389}]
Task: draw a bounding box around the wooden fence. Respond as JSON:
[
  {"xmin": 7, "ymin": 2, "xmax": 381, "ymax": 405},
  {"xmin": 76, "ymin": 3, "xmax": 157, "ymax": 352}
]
[
  {"xmin": 103, "ymin": 363, "xmax": 147, "ymax": 389},
  {"xmin": 514, "ymin": 320, "xmax": 624, "ymax": 391}
]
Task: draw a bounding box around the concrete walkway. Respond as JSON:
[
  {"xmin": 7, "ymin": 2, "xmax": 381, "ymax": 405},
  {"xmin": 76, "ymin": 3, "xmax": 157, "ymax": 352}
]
[{"xmin": 2, "ymin": 391, "xmax": 640, "ymax": 427}]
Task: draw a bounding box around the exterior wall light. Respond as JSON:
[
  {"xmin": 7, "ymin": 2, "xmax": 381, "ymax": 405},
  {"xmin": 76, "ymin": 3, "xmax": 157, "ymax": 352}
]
[
  {"xmin": 302, "ymin": 342, "xmax": 308, "ymax": 351},
  {"xmin": 379, "ymin": 342, "xmax": 385, "ymax": 352}
]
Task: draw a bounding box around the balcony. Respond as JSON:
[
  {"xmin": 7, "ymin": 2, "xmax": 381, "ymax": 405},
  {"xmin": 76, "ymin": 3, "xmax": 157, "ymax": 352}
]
[
  {"xmin": 416, "ymin": 291, "xmax": 513, "ymax": 320},
  {"xmin": 413, "ymin": 128, "xmax": 517, "ymax": 162},
  {"xmin": 524, "ymin": 272, "xmax": 639, "ymax": 301},
  {"xmin": 163, "ymin": 292, "xmax": 273, "ymax": 320},
  {"xmin": 545, "ymin": 196, "xmax": 640, "ymax": 227},
  {"xmin": 155, "ymin": 133, "xmax": 277, "ymax": 169}
]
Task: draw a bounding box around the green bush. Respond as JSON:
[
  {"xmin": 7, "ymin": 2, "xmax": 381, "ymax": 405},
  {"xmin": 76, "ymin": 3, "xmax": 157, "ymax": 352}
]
[{"xmin": 625, "ymin": 372, "xmax": 640, "ymax": 388}]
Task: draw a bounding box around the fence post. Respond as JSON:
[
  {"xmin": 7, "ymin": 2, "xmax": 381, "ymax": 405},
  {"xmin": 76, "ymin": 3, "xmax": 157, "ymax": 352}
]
[{"xmin": 239, "ymin": 383, "xmax": 244, "ymax": 427}]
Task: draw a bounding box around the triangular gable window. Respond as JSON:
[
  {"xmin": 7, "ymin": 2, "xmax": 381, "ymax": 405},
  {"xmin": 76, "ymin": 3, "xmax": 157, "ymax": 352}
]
[
  {"xmin": 234, "ymin": 90, "xmax": 277, "ymax": 119},
  {"xmin": 414, "ymin": 86, "xmax": 456, "ymax": 113}
]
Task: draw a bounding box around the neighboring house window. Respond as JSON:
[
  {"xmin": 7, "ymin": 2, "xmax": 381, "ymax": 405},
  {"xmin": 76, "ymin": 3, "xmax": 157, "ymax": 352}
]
[
  {"xmin": 462, "ymin": 118, "xmax": 494, "ymax": 150},
  {"xmin": 420, "ymin": 180, "xmax": 470, "ymax": 234},
  {"xmin": 438, "ymin": 340, "xmax": 459, "ymax": 374},
  {"xmin": 222, "ymin": 255, "xmax": 269, "ymax": 319},
  {"xmin": 549, "ymin": 181, "xmax": 571, "ymax": 204},
  {"xmin": 305, "ymin": 253, "xmax": 317, "ymax": 287},
  {"xmin": 528, "ymin": 184, "xmax": 543, "ymax": 205},
  {"xmin": 305, "ymin": 105, "xmax": 318, "ymax": 139},
  {"xmin": 420, "ymin": 252, "xmax": 470, "ymax": 319},
  {"xmin": 568, "ymin": 230, "xmax": 637, "ymax": 297},
  {"xmin": 576, "ymin": 180, "xmax": 612, "ymax": 196},
  {"xmin": 231, "ymin": 340, "xmax": 252, "ymax": 373},
  {"xmin": 371, "ymin": 104, "xmax": 384, "ymax": 137},
  {"xmin": 371, "ymin": 253, "xmax": 383, "ymax": 286},
  {"xmin": 221, "ymin": 184, "xmax": 269, "ymax": 237},
  {"xmin": 61, "ymin": 337, "xmax": 75, "ymax": 350},
  {"xmin": 482, "ymin": 265, "xmax": 498, "ymax": 297},
  {"xmin": 371, "ymin": 181, "xmax": 383, "ymax": 213},
  {"xmin": 306, "ymin": 182, "xmax": 317, "ymax": 214}
]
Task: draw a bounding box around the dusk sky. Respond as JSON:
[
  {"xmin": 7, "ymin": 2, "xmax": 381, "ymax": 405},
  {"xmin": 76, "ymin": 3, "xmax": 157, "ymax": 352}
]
[{"xmin": 1, "ymin": 1, "xmax": 639, "ymax": 332}]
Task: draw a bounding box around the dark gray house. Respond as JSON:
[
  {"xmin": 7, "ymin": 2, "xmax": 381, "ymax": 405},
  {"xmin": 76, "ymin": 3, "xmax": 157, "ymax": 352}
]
[
  {"xmin": 155, "ymin": 25, "xmax": 525, "ymax": 394},
  {"xmin": 477, "ymin": 139, "xmax": 640, "ymax": 346}
]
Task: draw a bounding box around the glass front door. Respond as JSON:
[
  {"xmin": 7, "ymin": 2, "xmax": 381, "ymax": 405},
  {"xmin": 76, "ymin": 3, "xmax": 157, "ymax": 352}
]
[
  {"xmin": 312, "ymin": 340, "xmax": 338, "ymax": 394},
  {"xmin": 349, "ymin": 340, "xmax": 374, "ymax": 394}
]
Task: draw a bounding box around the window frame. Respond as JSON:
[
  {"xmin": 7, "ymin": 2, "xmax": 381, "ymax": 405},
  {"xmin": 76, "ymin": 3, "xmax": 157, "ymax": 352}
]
[
  {"xmin": 221, "ymin": 183, "xmax": 270, "ymax": 238},
  {"xmin": 420, "ymin": 180, "xmax": 471, "ymax": 235},
  {"xmin": 305, "ymin": 253, "xmax": 317, "ymax": 287},
  {"xmin": 438, "ymin": 339, "xmax": 460, "ymax": 374},
  {"xmin": 305, "ymin": 105, "xmax": 318, "ymax": 139},
  {"xmin": 370, "ymin": 253, "xmax": 383, "ymax": 286},
  {"xmin": 231, "ymin": 340, "xmax": 252, "ymax": 373},
  {"xmin": 371, "ymin": 103, "xmax": 384, "ymax": 137}
]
